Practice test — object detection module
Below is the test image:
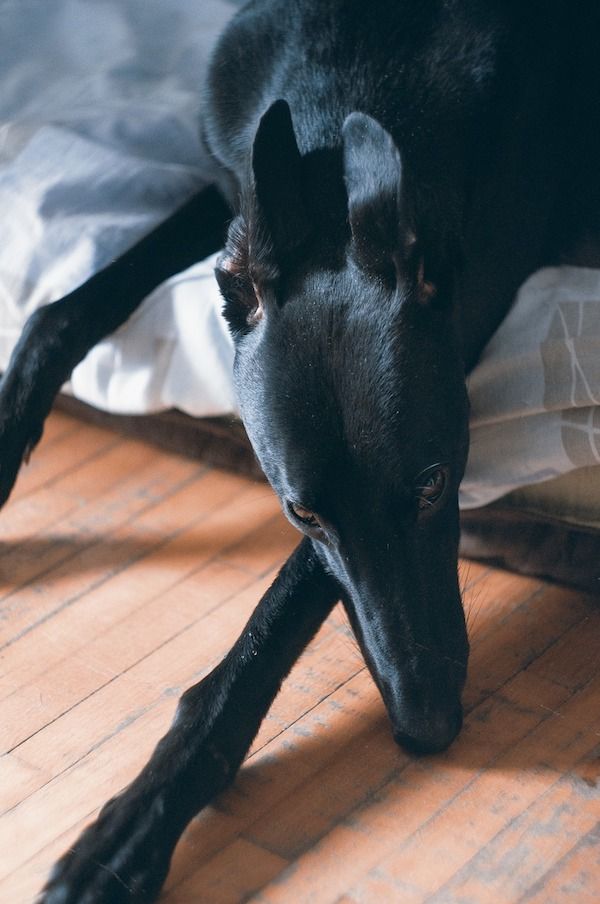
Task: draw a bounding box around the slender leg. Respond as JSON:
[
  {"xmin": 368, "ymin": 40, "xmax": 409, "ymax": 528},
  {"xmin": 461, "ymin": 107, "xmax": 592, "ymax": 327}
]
[
  {"xmin": 0, "ymin": 185, "xmax": 230, "ymax": 506},
  {"xmin": 39, "ymin": 539, "xmax": 339, "ymax": 904}
]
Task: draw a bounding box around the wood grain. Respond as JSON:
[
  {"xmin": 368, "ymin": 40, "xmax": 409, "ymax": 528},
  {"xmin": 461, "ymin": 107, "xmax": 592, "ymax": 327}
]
[{"xmin": 1, "ymin": 411, "xmax": 598, "ymax": 903}]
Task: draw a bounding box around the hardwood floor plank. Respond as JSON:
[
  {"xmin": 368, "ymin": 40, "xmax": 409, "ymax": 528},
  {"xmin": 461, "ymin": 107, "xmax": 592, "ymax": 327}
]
[
  {"xmin": 165, "ymin": 839, "xmax": 288, "ymax": 904},
  {"xmin": 464, "ymin": 583, "xmax": 593, "ymax": 710},
  {"xmin": 10, "ymin": 423, "xmax": 120, "ymax": 502},
  {"xmin": 1, "ymin": 411, "xmax": 598, "ymax": 904},
  {"xmin": 0, "ymin": 493, "xmax": 291, "ymax": 755},
  {"xmin": 0, "ymin": 449, "xmax": 201, "ymax": 593},
  {"xmin": 345, "ymin": 675, "xmax": 600, "ymax": 903},
  {"xmin": 236, "ymin": 674, "xmax": 592, "ymax": 902},
  {"xmin": 520, "ymin": 821, "xmax": 600, "ymax": 904},
  {"xmin": 0, "ymin": 469, "xmax": 266, "ymax": 663},
  {"xmin": 426, "ymin": 749, "xmax": 600, "ymax": 903}
]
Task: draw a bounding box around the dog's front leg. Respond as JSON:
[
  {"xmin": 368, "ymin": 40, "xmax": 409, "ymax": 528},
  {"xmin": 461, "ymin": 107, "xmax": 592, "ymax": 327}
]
[{"xmin": 39, "ymin": 538, "xmax": 339, "ymax": 904}]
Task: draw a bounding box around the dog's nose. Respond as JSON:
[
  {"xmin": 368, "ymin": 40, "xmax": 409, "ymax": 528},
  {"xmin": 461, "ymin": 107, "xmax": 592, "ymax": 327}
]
[{"xmin": 392, "ymin": 704, "xmax": 463, "ymax": 755}]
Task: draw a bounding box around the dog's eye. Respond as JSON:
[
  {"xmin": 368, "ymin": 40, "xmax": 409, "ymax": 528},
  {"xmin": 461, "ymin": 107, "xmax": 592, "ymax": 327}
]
[
  {"xmin": 287, "ymin": 501, "xmax": 319, "ymax": 528},
  {"xmin": 415, "ymin": 465, "xmax": 448, "ymax": 511}
]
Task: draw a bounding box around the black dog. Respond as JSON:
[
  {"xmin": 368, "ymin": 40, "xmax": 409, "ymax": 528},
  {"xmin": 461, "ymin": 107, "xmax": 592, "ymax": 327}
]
[{"xmin": 0, "ymin": 0, "xmax": 594, "ymax": 901}]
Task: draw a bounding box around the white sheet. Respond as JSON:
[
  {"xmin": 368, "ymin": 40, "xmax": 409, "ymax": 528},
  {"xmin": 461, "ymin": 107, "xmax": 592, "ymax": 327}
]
[
  {"xmin": 0, "ymin": 0, "xmax": 237, "ymax": 417},
  {"xmin": 1, "ymin": 0, "xmax": 599, "ymax": 508},
  {"xmin": 461, "ymin": 266, "xmax": 600, "ymax": 507}
]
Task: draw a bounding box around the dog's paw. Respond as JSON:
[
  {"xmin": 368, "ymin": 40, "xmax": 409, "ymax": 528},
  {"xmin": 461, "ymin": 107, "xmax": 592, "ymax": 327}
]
[
  {"xmin": 0, "ymin": 380, "xmax": 46, "ymax": 508},
  {"xmin": 38, "ymin": 791, "xmax": 172, "ymax": 904}
]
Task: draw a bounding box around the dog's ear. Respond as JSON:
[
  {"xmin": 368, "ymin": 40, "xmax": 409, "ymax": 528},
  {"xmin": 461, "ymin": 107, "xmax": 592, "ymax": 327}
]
[
  {"xmin": 342, "ymin": 112, "xmax": 436, "ymax": 304},
  {"xmin": 251, "ymin": 99, "xmax": 310, "ymax": 257},
  {"xmin": 218, "ymin": 100, "xmax": 308, "ymax": 335}
]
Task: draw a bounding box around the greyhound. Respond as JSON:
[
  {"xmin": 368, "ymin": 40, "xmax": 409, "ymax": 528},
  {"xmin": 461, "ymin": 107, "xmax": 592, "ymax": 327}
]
[{"xmin": 0, "ymin": 0, "xmax": 592, "ymax": 901}]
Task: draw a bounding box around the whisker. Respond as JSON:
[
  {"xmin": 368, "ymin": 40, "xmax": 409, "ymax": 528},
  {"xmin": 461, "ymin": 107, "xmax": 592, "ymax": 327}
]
[{"xmin": 463, "ymin": 583, "xmax": 486, "ymax": 640}]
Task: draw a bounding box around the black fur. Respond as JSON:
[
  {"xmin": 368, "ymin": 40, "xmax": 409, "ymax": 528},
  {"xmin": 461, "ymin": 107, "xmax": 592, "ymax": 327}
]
[{"xmin": 0, "ymin": 1, "xmax": 593, "ymax": 900}]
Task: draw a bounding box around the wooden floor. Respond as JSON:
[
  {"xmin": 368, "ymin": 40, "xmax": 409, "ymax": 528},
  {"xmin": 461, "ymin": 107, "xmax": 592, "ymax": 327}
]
[{"xmin": 1, "ymin": 411, "xmax": 599, "ymax": 904}]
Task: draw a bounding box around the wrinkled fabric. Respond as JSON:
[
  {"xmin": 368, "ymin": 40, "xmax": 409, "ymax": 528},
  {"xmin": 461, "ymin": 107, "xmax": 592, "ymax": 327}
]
[
  {"xmin": 69, "ymin": 253, "xmax": 236, "ymax": 415},
  {"xmin": 462, "ymin": 266, "xmax": 600, "ymax": 507},
  {"xmin": 0, "ymin": 0, "xmax": 236, "ymax": 416}
]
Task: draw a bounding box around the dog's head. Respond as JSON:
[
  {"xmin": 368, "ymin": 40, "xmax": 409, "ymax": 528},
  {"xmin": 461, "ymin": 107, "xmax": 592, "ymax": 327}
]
[{"xmin": 216, "ymin": 100, "xmax": 470, "ymax": 753}]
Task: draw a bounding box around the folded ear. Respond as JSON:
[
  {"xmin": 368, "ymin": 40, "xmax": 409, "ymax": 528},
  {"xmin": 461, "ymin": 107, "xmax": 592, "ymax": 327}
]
[
  {"xmin": 342, "ymin": 112, "xmax": 436, "ymax": 304},
  {"xmin": 252, "ymin": 99, "xmax": 310, "ymax": 257}
]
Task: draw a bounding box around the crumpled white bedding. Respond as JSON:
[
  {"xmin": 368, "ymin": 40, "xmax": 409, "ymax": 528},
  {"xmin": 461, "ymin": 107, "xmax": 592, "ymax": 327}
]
[
  {"xmin": 463, "ymin": 266, "xmax": 600, "ymax": 507},
  {"xmin": 0, "ymin": 0, "xmax": 236, "ymax": 416},
  {"xmin": 1, "ymin": 0, "xmax": 599, "ymax": 509}
]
